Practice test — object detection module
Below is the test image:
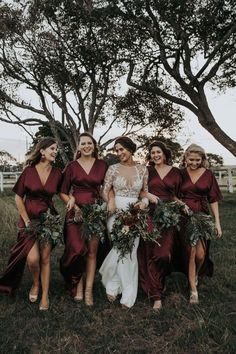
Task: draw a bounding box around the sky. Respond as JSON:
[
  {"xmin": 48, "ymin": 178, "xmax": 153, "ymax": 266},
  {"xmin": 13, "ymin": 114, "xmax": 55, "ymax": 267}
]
[{"xmin": 0, "ymin": 87, "xmax": 236, "ymax": 165}]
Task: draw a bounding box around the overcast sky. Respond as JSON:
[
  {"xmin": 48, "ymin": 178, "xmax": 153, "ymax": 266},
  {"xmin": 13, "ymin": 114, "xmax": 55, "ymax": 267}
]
[{"xmin": 0, "ymin": 87, "xmax": 236, "ymax": 165}]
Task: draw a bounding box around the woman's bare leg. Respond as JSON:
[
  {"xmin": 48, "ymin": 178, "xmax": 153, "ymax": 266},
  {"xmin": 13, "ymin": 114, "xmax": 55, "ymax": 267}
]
[
  {"xmin": 85, "ymin": 236, "xmax": 99, "ymax": 305},
  {"xmin": 39, "ymin": 243, "xmax": 52, "ymax": 309},
  {"xmin": 27, "ymin": 242, "xmax": 40, "ymax": 300}
]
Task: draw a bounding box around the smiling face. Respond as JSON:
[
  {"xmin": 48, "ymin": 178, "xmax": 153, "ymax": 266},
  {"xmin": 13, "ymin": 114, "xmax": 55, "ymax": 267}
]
[
  {"xmin": 185, "ymin": 152, "xmax": 203, "ymax": 170},
  {"xmin": 40, "ymin": 143, "xmax": 58, "ymax": 163},
  {"xmin": 150, "ymin": 146, "xmax": 166, "ymax": 166},
  {"xmin": 115, "ymin": 143, "xmax": 132, "ymax": 164},
  {"xmin": 78, "ymin": 135, "xmax": 95, "ymax": 157}
]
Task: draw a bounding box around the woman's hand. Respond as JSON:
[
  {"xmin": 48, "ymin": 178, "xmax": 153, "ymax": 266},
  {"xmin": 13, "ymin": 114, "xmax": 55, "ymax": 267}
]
[
  {"xmin": 147, "ymin": 193, "xmax": 159, "ymax": 204},
  {"xmin": 66, "ymin": 195, "xmax": 75, "ymax": 211},
  {"xmin": 176, "ymin": 200, "xmax": 191, "ymax": 215},
  {"xmin": 24, "ymin": 219, "xmax": 31, "ymax": 228},
  {"xmin": 107, "ymin": 198, "xmax": 116, "ymax": 216},
  {"xmin": 215, "ymin": 221, "xmax": 222, "ymax": 238},
  {"xmin": 134, "ymin": 201, "xmax": 147, "ymax": 210},
  {"xmin": 74, "ymin": 205, "xmax": 83, "ymax": 222}
]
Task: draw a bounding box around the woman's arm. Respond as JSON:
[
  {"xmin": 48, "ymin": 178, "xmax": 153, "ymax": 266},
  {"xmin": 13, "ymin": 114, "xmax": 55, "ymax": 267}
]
[
  {"xmin": 15, "ymin": 195, "xmax": 30, "ymax": 226},
  {"xmin": 102, "ymin": 166, "xmax": 116, "ymax": 214},
  {"xmin": 210, "ymin": 201, "xmax": 222, "ymax": 237},
  {"xmin": 59, "ymin": 193, "xmax": 77, "ymax": 211}
]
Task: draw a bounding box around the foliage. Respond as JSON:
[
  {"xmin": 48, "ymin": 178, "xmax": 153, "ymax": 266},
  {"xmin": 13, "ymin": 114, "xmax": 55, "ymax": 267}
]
[
  {"xmin": 0, "ymin": 150, "xmax": 18, "ymax": 171},
  {"xmin": 0, "ymin": 0, "xmax": 183, "ymax": 162},
  {"xmin": 111, "ymin": 204, "xmax": 161, "ymax": 260},
  {"xmin": 107, "ymin": 0, "xmax": 236, "ymax": 156},
  {"xmin": 184, "ymin": 212, "xmax": 217, "ymax": 247},
  {"xmin": 20, "ymin": 209, "xmax": 63, "ymax": 246},
  {"xmin": 153, "ymin": 201, "xmax": 186, "ymax": 230},
  {"xmin": 207, "ymin": 153, "xmax": 224, "ymax": 167},
  {"xmin": 79, "ymin": 201, "xmax": 108, "ymax": 242}
]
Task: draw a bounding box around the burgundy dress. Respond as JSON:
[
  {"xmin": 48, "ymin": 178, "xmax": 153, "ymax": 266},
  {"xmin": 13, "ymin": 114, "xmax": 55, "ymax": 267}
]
[
  {"xmin": 138, "ymin": 166, "xmax": 182, "ymax": 301},
  {"xmin": 179, "ymin": 168, "xmax": 222, "ymax": 276},
  {"xmin": 59, "ymin": 159, "xmax": 108, "ymax": 297},
  {"xmin": 0, "ymin": 165, "xmax": 62, "ymax": 295}
]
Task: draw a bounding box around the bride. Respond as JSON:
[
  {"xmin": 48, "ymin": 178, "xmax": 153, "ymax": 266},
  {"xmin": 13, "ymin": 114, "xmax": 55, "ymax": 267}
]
[{"xmin": 99, "ymin": 136, "xmax": 148, "ymax": 308}]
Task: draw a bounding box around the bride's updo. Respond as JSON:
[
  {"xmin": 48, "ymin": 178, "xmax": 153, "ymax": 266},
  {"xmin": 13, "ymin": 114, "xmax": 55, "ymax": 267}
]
[{"xmin": 114, "ymin": 136, "xmax": 137, "ymax": 155}]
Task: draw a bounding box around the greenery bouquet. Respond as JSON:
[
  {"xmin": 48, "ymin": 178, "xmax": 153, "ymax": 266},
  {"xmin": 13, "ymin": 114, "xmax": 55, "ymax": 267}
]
[{"xmin": 111, "ymin": 204, "xmax": 161, "ymax": 260}]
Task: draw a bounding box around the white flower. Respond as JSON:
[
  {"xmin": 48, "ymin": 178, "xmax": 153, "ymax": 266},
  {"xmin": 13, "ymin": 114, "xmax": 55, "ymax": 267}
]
[{"xmin": 121, "ymin": 225, "xmax": 130, "ymax": 234}]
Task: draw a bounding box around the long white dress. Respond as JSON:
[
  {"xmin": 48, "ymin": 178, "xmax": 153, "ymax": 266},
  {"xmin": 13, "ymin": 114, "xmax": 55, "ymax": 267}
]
[{"xmin": 99, "ymin": 163, "xmax": 148, "ymax": 308}]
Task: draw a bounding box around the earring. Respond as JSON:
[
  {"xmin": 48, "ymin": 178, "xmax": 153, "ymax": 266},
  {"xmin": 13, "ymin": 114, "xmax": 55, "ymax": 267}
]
[{"xmin": 41, "ymin": 154, "xmax": 45, "ymax": 161}]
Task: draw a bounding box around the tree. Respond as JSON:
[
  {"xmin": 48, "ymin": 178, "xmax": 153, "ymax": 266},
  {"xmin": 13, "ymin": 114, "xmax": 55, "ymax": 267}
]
[
  {"xmin": 0, "ymin": 0, "xmax": 126, "ymax": 163},
  {"xmin": 207, "ymin": 153, "xmax": 224, "ymax": 168},
  {"xmin": 0, "ymin": 150, "xmax": 18, "ymax": 171},
  {"xmin": 0, "ymin": 0, "xmax": 185, "ymax": 163},
  {"xmin": 107, "ymin": 0, "xmax": 236, "ymax": 156}
]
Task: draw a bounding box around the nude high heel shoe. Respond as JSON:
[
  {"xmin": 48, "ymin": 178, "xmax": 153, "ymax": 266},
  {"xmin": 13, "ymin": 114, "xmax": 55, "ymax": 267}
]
[{"xmin": 84, "ymin": 287, "xmax": 93, "ymax": 306}]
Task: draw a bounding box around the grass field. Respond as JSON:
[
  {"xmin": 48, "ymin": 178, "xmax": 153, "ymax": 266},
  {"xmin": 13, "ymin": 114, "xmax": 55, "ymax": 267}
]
[{"xmin": 0, "ymin": 193, "xmax": 235, "ymax": 354}]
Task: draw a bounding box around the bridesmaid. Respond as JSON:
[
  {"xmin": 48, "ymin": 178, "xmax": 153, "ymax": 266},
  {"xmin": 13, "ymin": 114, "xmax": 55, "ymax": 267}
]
[
  {"xmin": 138, "ymin": 141, "xmax": 182, "ymax": 311},
  {"xmin": 180, "ymin": 144, "xmax": 222, "ymax": 304},
  {"xmin": 99, "ymin": 136, "xmax": 148, "ymax": 309},
  {"xmin": 0, "ymin": 137, "xmax": 62, "ymax": 310},
  {"xmin": 59, "ymin": 132, "xmax": 107, "ymax": 305}
]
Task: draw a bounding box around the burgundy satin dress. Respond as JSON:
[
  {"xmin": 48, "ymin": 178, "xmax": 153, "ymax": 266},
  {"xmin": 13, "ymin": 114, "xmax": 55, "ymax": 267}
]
[
  {"xmin": 0, "ymin": 165, "xmax": 62, "ymax": 295},
  {"xmin": 179, "ymin": 168, "xmax": 222, "ymax": 276},
  {"xmin": 138, "ymin": 166, "xmax": 182, "ymax": 301},
  {"xmin": 59, "ymin": 159, "xmax": 108, "ymax": 297}
]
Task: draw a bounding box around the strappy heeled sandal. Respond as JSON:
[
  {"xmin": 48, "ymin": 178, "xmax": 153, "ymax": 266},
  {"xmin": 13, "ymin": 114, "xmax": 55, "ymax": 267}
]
[
  {"xmin": 153, "ymin": 300, "xmax": 162, "ymax": 311},
  {"xmin": 189, "ymin": 290, "xmax": 199, "ymax": 304},
  {"xmin": 29, "ymin": 286, "xmax": 39, "ymax": 303},
  {"xmin": 106, "ymin": 293, "xmax": 116, "ymax": 303},
  {"xmin": 39, "ymin": 298, "xmax": 49, "ymax": 311},
  {"xmin": 85, "ymin": 288, "xmax": 94, "ymax": 306}
]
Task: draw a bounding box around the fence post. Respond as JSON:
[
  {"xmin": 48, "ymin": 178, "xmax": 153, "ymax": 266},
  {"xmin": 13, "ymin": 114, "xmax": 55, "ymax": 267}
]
[
  {"xmin": 227, "ymin": 168, "xmax": 234, "ymax": 193},
  {"xmin": 0, "ymin": 172, "xmax": 3, "ymax": 192}
]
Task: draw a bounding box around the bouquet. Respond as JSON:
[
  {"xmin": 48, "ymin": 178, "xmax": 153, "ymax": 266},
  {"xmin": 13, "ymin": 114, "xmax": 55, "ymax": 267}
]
[
  {"xmin": 79, "ymin": 200, "xmax": 107, "ymax": 242},
  {"xmin": 184, "ymin": 212, "xmax": 217, "ymax": 247},
  {"xmin": 153, "ymin": 201, "xmax": 186, "ymax": 231},
  {"xmin": 20, "ymin": 209, "xmax": 63, "ymax": 246},
  {"xmin": 111, "ymin": 204, "xmax": 161, "ymax": 260}
]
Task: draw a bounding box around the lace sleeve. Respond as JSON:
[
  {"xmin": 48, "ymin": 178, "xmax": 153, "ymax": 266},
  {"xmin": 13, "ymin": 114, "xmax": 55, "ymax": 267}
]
[
  {"xmin": 102, "ymin": 165, "xmax": 116, "ymax": 201},
  {"xmin": 140, "ymin": 165, "xmax": 149, "ymax": 206},
  {"xmin": 142, "ymin": 166, "xmax": 148, "ymax": 193}
]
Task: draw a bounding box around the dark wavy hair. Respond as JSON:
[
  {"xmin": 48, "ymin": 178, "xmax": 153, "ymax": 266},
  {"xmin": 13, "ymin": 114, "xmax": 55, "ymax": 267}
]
[
  {"xmin": 114, "ymin": 136, "xmax": 137, "ymax": 154},
  {"xmin": 147, "ymin": 141, "xmax": 172, "ymax": 165},
  {"xmin": 75, "ymin": 132, "xmax": 98, "ymax": 159},
  {"xmin": 25, "ymin": 137, "xmax": 57, "ymax": 166}
]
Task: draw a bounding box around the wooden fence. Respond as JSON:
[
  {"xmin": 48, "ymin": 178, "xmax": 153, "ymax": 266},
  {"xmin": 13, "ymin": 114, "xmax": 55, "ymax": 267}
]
[
  {"xmin": 0, "ymin": 172, "xmax": 21, "ymax": 192},
  {"xmin": 0, "ymin": 166, "xmax": 236, "ymax": 193}
]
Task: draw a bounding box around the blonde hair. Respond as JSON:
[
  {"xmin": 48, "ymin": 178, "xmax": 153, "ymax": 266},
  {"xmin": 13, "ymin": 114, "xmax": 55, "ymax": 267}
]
[{"xmin": 181, "ymin": 144, "xmax": 209, "ymax": 168}]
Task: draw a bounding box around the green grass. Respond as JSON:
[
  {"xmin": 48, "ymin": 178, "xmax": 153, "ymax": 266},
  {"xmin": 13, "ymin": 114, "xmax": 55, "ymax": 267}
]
[{"xmin": 0, "ymin": 193, "xmax": 236, "ymax": 353}]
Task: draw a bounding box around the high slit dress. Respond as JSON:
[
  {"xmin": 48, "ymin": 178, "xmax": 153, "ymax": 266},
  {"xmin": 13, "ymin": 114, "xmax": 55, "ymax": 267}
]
[
  {"xmin": 178, "ymin": 168, "xmax": 222, "ymax": 277},
  {"xmin": 138, "ymin": 166, "xmax": 182, "ymax": 301},
  {"xmin": 0, "ymin": 165, "xmax": 62, "ymax": 295},
  {"xmin": 59, "ymin": 159, "xmax": 108, "ymax": 297}
]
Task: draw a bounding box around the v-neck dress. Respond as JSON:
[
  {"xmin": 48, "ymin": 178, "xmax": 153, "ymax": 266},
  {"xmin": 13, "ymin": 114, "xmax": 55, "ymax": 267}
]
[
  {"xmin": 138, "ymin": 165, "xmax": 182, "ymax": 301},
  {"xmin": 179, "ymin": 168, "xmax": 222, "ymax": 276},
  {"xmin": 59, "ymin": 159, "xmax": 108, "ymax": 297},
  {"xmin": 0, "ymin": 165, "xmax": 62, "ymax": 295}
]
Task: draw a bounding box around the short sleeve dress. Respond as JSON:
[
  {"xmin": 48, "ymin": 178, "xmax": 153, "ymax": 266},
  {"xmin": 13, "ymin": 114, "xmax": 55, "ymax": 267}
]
[
  {"xmin": 138, "ymin": 166, "xmax": 182, "ymax": 301},
  {"xmin": 59, "ymin": 159, "xmax": 108, "ymax": 297},
  {"xmin": 179, "ymin": 168, "xmax": 222, "ymax": 276},
  {"xmin": 0, "ymin": 165, "xmax": 62, "ymax": 295}
]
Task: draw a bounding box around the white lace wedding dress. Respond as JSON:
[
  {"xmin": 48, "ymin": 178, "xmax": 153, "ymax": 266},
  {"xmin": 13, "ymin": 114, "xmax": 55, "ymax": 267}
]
[{"xmin": 99, "ymin": 163, "xmax": 148, "ymax": 308}]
